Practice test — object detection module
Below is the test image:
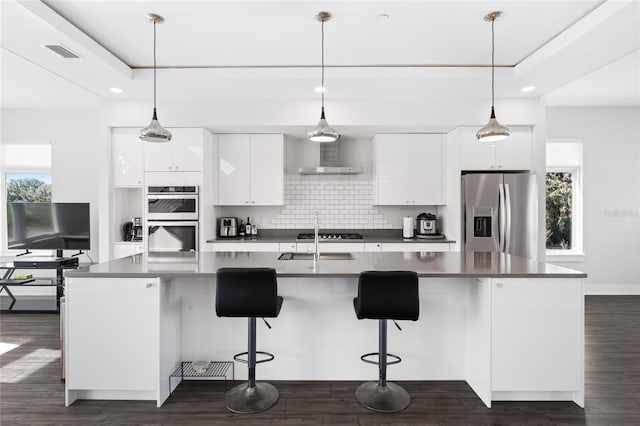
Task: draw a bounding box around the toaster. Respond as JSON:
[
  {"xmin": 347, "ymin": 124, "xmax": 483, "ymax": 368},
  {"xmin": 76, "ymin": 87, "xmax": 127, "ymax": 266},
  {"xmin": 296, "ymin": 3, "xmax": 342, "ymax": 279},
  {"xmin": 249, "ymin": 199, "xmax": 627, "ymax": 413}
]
[{"xmin": 219, "ymin": 217, "xmax": 238, "ymax": 238}]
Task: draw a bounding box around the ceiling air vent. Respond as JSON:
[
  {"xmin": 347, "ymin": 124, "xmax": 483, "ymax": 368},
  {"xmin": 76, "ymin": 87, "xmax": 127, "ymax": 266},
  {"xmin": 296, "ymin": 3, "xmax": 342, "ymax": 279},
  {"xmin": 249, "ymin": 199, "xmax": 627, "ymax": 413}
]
[{"xmin": 44, "ymin": 44, "xmax": 80, "ymax": 59}]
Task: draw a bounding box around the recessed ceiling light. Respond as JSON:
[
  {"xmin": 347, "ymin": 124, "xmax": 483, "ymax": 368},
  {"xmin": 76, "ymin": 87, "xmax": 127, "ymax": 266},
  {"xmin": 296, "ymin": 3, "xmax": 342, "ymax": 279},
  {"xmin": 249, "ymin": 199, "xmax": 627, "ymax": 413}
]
[
  {"xmin": 521, "ymin": 86, "xmax": 536, "ymax": 92},
  {"xmin": 109, "ymin": 87, "xmax": 124, "ymax": 94},
  {"xmin": 377, "ymin": 13, "xmax": 390, "ymax": 20},
  {"xmin": 314, "ymin": 86, "xmax": 326, "ymax": 93}
]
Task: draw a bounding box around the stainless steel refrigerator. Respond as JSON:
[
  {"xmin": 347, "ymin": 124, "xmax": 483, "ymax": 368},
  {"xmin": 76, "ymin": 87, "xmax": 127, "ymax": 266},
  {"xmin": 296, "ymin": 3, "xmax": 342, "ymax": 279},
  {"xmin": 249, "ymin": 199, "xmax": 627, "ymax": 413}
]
[{"xmin": 461, "ymin": 173, "xmax": 538, "ymax": 259}]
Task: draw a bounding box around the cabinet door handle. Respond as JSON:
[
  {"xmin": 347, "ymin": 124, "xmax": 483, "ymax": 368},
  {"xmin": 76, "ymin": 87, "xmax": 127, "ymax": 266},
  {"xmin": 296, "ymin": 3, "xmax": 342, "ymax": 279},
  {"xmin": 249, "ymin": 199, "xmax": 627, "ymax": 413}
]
[
  {"xmin": 175, "ymin": 166, "xmax": 179, "ymax": 170},
  {"xmin": 168, "ymin": 166, "xmax": 172, "ymax": 170},
  {"xmin": 496, "ymin": 282, "xmax": 503, "ymax": 288},
  {"xmin": 245, "ymin": 201, "xmax": 249, "ymax": 204},
  {"xmin": 146, "ymin": 283, "xmax": 154, "ymax": 288},
  {"xmin": 251, "ymin": 201, "xmax": 255, "ymax": 204}
]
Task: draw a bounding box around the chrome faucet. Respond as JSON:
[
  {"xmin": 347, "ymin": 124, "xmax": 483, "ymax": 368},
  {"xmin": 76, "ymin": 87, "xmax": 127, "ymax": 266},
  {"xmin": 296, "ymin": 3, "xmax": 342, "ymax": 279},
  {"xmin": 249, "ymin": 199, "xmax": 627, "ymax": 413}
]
[{"xmin": 314, "ymin": 211, "xmax": 319, "ymax": 264}]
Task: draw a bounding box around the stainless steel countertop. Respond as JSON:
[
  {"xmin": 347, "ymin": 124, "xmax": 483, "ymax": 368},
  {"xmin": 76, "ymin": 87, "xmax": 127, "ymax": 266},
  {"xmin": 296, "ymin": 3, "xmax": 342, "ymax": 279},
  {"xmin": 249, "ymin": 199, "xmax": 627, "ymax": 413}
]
[{"xmin": 65, "ymin": 251, "xmax": 586, "ymax": 279}]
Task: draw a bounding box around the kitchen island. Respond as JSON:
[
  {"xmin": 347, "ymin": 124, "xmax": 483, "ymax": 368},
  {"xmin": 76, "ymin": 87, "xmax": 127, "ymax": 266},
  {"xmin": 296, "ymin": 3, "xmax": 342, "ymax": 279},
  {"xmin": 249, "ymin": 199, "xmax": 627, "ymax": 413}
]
[{"xmin": 64, "ymin": 251, "xmax": 586, "ymax": 409}]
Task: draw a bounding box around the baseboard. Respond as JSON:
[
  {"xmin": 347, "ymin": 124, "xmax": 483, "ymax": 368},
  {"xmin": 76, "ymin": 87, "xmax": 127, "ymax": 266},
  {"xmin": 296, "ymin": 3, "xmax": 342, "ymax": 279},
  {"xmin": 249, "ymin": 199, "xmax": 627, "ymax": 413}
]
[{"xmin": 585, "ymin": 283, "xmax": 640, "ymax": 295}]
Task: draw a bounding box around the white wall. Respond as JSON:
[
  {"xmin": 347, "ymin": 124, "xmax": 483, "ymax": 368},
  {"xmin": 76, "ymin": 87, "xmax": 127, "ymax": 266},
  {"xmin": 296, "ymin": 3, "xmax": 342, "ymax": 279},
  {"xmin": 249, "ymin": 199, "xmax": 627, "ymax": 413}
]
[
  {"xmin": 1, "ymin": 108, "xmax": 100, "ymax": 262},
  {"xmin": 546, "ymin": 107, "xmax": 640, "ymax": 293}
]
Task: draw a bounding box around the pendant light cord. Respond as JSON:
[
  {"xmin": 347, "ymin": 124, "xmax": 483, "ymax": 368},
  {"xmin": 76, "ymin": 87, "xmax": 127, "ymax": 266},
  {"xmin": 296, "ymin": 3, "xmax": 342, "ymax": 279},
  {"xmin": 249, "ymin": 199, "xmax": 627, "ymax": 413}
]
[
  {"xmin": 153, "ymin": 20, "xmax": 157, "ymax": 112},
  {"xmin": 491, "ymin": 18, "xmax": 495, "ymax": 109},
  {"xmin": 321, "ymin": 19, "xmax": 325, "ymax": 111}
]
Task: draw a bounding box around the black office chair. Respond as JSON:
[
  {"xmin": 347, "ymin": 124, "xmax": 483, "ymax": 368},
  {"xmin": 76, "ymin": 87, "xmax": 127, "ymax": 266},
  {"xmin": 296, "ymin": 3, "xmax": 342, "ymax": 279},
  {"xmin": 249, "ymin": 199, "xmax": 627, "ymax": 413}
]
[
  {"xmin": 353, "ymin": 270, "xmax": 419, "ymax": 413},
  {"xmin": 215, "ymin": 268, "xmax": 283, "ymax": 414}
]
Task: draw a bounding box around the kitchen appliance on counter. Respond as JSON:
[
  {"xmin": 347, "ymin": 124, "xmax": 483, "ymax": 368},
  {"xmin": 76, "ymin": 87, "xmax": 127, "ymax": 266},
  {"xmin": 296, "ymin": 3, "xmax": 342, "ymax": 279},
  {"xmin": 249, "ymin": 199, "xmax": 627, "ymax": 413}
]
[
  {"xmin": 462, "ymin": 172, "xmax": 538, "ymax": 259},
  {"xmin": 132, "ymin": 217, "xmax": 143, "ymax": 241},
  {"xmin": 416, "ymin": 213, "xmax": 438, "ymax": 236},
  {"xmin": 402, "ymin": 217, "xmax": 415, "ymax": 239},
  {"xmin": 122, "ymin": 217, "xmax": 143, "ymax": 241},
  {"xmin": 219, "ymin": 217, "xmax": 238, "ymax": 238}
]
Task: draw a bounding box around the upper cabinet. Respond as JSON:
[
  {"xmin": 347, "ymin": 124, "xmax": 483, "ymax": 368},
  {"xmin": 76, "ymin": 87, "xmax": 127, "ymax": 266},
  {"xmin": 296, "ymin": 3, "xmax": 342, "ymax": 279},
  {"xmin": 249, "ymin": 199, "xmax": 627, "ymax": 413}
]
[
  {"xmin": 112, "ymin": 128, "xmax": 144, "ymax": 187},
  {"xmin": 373, "ymin": 133, "xmax": 444, "ymax": 205},
  {"xmin": 144, "ymin": 128, "xmax": 204, "ymax": 172},
  {"xmin": 459, "ymin": 126, "xmax": 533, "ymax": 171},
  {"xmin": 217, "ymin": 134, "xmax": 284, "ymax": 206}
]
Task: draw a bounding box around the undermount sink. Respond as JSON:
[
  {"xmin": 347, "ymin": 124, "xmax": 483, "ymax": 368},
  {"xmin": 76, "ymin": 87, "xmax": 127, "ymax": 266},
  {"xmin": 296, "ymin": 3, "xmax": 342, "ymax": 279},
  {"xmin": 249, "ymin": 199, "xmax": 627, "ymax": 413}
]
[{"xmin": 278, "ymin": 252, "xmax": 355, "ymax": 261}]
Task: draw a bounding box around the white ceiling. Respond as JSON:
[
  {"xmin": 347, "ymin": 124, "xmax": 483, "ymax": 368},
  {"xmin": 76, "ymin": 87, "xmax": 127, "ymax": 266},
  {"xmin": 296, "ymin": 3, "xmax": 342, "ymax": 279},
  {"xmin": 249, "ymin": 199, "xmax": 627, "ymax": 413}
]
[{"xmin": 1, "ymin": 0, "xmax": 639, "ymax": 109}]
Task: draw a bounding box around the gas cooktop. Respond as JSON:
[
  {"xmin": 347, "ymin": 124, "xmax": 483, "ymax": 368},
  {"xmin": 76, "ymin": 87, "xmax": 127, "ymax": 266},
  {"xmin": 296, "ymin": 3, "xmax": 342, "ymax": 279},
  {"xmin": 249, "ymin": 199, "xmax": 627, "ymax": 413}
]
[{"xmin": 296, "ymin": 233, "xmax": 364, "ymax": 240}]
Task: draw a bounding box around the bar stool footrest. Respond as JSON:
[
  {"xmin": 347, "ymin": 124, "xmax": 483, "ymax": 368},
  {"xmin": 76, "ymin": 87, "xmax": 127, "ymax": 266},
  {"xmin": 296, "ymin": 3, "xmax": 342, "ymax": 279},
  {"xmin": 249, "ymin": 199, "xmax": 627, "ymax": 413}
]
[
  {"xmin": 360, "ymin": 352, "xmax": 401, "ymax": 366},
  {"xmin": 233, "ymin": 351, "xmax": 275, "ymax": 365}
]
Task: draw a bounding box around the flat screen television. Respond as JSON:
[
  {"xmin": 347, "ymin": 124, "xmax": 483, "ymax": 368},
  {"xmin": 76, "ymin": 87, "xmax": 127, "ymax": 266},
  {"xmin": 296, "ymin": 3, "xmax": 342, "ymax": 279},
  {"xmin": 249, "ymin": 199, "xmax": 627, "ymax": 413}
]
[{"xmin": 6, "ymin": 202, "xmax": 90, "ymax": 251}]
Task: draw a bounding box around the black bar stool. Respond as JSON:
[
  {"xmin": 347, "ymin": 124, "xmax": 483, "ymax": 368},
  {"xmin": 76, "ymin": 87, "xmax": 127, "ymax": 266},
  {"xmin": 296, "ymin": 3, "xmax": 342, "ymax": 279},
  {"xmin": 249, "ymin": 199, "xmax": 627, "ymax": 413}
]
[
  {"xmin": 353, "ymin": 270, "xmax": 419, "ymax": 413},
  {"xmin": 215, "ymin": 267, "xmax": 283, "ymax": 414}
]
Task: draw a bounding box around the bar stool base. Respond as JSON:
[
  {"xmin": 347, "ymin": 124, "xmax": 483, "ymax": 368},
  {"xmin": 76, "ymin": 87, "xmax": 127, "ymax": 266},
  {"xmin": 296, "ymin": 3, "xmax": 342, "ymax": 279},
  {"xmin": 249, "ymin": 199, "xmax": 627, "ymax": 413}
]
[
  {"xmin": 355, "ymin": 382, "xmax": 411, "ymax": 413},
  {"xmin": 224, "ymin": 382, "xmax": 279, "ymax": 414}
]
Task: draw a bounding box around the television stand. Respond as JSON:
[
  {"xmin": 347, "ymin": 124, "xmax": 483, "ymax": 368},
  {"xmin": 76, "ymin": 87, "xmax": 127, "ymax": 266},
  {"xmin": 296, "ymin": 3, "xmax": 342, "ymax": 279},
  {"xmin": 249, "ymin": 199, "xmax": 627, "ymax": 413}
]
[
  {"xmin": 13, "ymin": 257, "xmax": 79, "ymax": 268},
  {"xmin": 0, "ymin": 258, "xmax": 81, "ymax": 312}
]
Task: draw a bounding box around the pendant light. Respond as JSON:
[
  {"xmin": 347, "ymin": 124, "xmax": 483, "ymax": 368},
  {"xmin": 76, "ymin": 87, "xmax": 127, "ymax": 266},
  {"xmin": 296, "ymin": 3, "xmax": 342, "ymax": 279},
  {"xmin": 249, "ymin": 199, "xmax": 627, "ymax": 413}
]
[
  {"xmin": 476, "ymin": 11, "xmax": 510, "ymax": 142},
  {"xmin": 307, "ymin": 11, "xmax": 339, "ymax": 143},
  {"xmin": 139, "ymin": 13, "xmax": 172, "ymax": 143}
]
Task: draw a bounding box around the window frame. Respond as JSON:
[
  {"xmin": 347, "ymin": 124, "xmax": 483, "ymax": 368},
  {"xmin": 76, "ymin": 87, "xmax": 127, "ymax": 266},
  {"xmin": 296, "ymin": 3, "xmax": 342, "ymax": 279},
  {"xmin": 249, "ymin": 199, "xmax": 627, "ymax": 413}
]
[
  {"xmin": 545, "ymin": 139, "xmax": 584, "ymax": 261},
  {"xmin": 1, "ymin": 168, "xmax": 54, "ymax": 256}
]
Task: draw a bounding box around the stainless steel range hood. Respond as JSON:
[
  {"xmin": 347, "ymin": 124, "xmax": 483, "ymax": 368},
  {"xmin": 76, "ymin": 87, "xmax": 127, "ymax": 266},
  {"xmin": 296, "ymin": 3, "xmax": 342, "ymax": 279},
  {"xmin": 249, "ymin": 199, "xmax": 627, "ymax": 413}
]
[{"xmin": 298, "ymin": 140, "xmax": 362, "ymax": 175}]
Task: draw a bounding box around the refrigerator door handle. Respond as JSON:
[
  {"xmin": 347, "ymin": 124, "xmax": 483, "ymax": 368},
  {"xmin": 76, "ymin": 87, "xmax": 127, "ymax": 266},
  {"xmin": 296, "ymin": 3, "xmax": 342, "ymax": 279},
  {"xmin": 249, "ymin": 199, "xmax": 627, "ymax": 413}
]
[
  {"xmin": 498, "ymin": 183, "xmax": 506, "ymax": 252},
  {"xmin": 504, "ymin": 183, "xmax": 512, "ymax": 253}
]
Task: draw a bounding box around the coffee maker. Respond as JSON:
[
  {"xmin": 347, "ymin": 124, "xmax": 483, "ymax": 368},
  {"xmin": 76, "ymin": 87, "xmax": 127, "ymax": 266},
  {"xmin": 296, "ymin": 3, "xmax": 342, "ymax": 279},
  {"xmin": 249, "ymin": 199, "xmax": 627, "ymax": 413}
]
[{"xmin": 132, "ymin": 217, "xmax": 143, "ymax": 241}]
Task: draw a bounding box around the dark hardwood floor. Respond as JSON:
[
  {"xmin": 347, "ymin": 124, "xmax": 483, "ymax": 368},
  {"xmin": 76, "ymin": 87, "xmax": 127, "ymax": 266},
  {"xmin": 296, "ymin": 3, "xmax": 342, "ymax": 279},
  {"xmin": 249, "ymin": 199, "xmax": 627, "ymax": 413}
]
[{"xmin": 1, "ymin": 296, "xmax": 639, "ymax": 425}]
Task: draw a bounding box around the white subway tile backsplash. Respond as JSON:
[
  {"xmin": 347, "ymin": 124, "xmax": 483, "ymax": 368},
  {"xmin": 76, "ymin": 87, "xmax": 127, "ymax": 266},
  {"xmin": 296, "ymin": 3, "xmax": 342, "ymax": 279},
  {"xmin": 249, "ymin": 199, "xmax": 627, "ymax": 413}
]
[{"xmin": 262, "ymin": 178, "xmax": 393, "ymax": 229}]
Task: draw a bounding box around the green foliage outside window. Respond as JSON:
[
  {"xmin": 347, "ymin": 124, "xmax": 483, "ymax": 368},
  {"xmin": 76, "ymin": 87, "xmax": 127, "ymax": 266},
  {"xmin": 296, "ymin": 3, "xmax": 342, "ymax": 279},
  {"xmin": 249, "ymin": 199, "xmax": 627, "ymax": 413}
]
[
  {"xmin": 546, "ymin": 172, "xmax": 572, "ymax": 250},
  {"xmin": 7, "ymin": 177, "xmax": 52, "ymax": 202}
]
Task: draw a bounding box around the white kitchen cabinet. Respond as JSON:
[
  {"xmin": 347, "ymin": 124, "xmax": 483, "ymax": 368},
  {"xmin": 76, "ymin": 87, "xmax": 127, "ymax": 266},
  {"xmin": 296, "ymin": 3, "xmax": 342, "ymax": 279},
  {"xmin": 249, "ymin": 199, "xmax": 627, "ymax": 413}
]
[
  {"xmin": 217, "ymin": 134, "xmax": 284, "ymax": 205},
  {"xmin": 112, "ymin": 242, "xmax": 145, "ymax": 260},
  {"xmin": 112, "ymin": 128, "xmax": 144, "ymax": 187},
  {"xmin": 458, "ymin": 126, "xmax": 532, "ymax": 171},
  {"xmin": 65, "ymin": 277, "xmax": 181, "ymax": 407},
  {"xmin": 296, "ymin": 242, "xmax": 365, "ymax": 253},
  {"xmin": 208, "ymin": 242, "xmax": 280, "ymax": 252},
  {"xmin": 379, "ymin": 242, "xmax": 450, "ymax": 252},
  {"xmin": 66, "ymin": 278, "xmax": 159, "ymax": 393},
  {"xmin": 491, "ymin": 278, "xmax": 583, "ymax": 393},
  {"xmin": 364, "ymin": 242, "xmax": 382, "ymax": 252},
  {"xmin": 144, "ymin": 128, "xmax": 204, "ymax": 172},
  {"xmin": 373, "ymin": 134, "xmax": 444, "ymax": 205},
  {"xmin": 279, "ymin": 242, "xmax": 297, "ymax": 252}
]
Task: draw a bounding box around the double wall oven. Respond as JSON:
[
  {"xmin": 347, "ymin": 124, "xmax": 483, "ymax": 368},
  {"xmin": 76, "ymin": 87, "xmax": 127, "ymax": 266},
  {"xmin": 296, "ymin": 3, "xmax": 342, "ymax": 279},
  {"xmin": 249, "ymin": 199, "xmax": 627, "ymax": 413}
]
[{"xmin": 146, "ymin": 186, "xmax": 199, "ymax": 252}]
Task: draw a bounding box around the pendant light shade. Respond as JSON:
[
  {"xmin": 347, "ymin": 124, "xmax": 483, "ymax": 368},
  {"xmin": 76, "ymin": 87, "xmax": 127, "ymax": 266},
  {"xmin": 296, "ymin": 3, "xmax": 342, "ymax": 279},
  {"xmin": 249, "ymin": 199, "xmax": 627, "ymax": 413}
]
[
  {"xmin": 308, "ymin": 107, "xmax": 339, "ymax": 142},
  {"xmin": 477, "ymin": 11, "xmax": 510, "ymax": 142},
  {"xmin": 308, "ymin": 12, "xmax": 339, "ymax": 143},
  {"xmin": 140, "ymin": 13, "xmax": 172, "ymax": 143}
]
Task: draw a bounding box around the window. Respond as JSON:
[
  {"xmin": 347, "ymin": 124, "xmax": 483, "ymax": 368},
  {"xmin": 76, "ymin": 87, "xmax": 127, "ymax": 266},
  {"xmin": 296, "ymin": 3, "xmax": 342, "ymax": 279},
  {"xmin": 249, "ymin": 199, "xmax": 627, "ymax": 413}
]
[
  {"xmin": 1, "ymin": 143, "xmax": 52, "ymax": 253},
  {"xmin": 6, "ymin": 173, "xmax": 52, "ymax": 202},
  {"xmin": 546, "ymin": 140, "xmax": 583, "ymax": 258}
]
